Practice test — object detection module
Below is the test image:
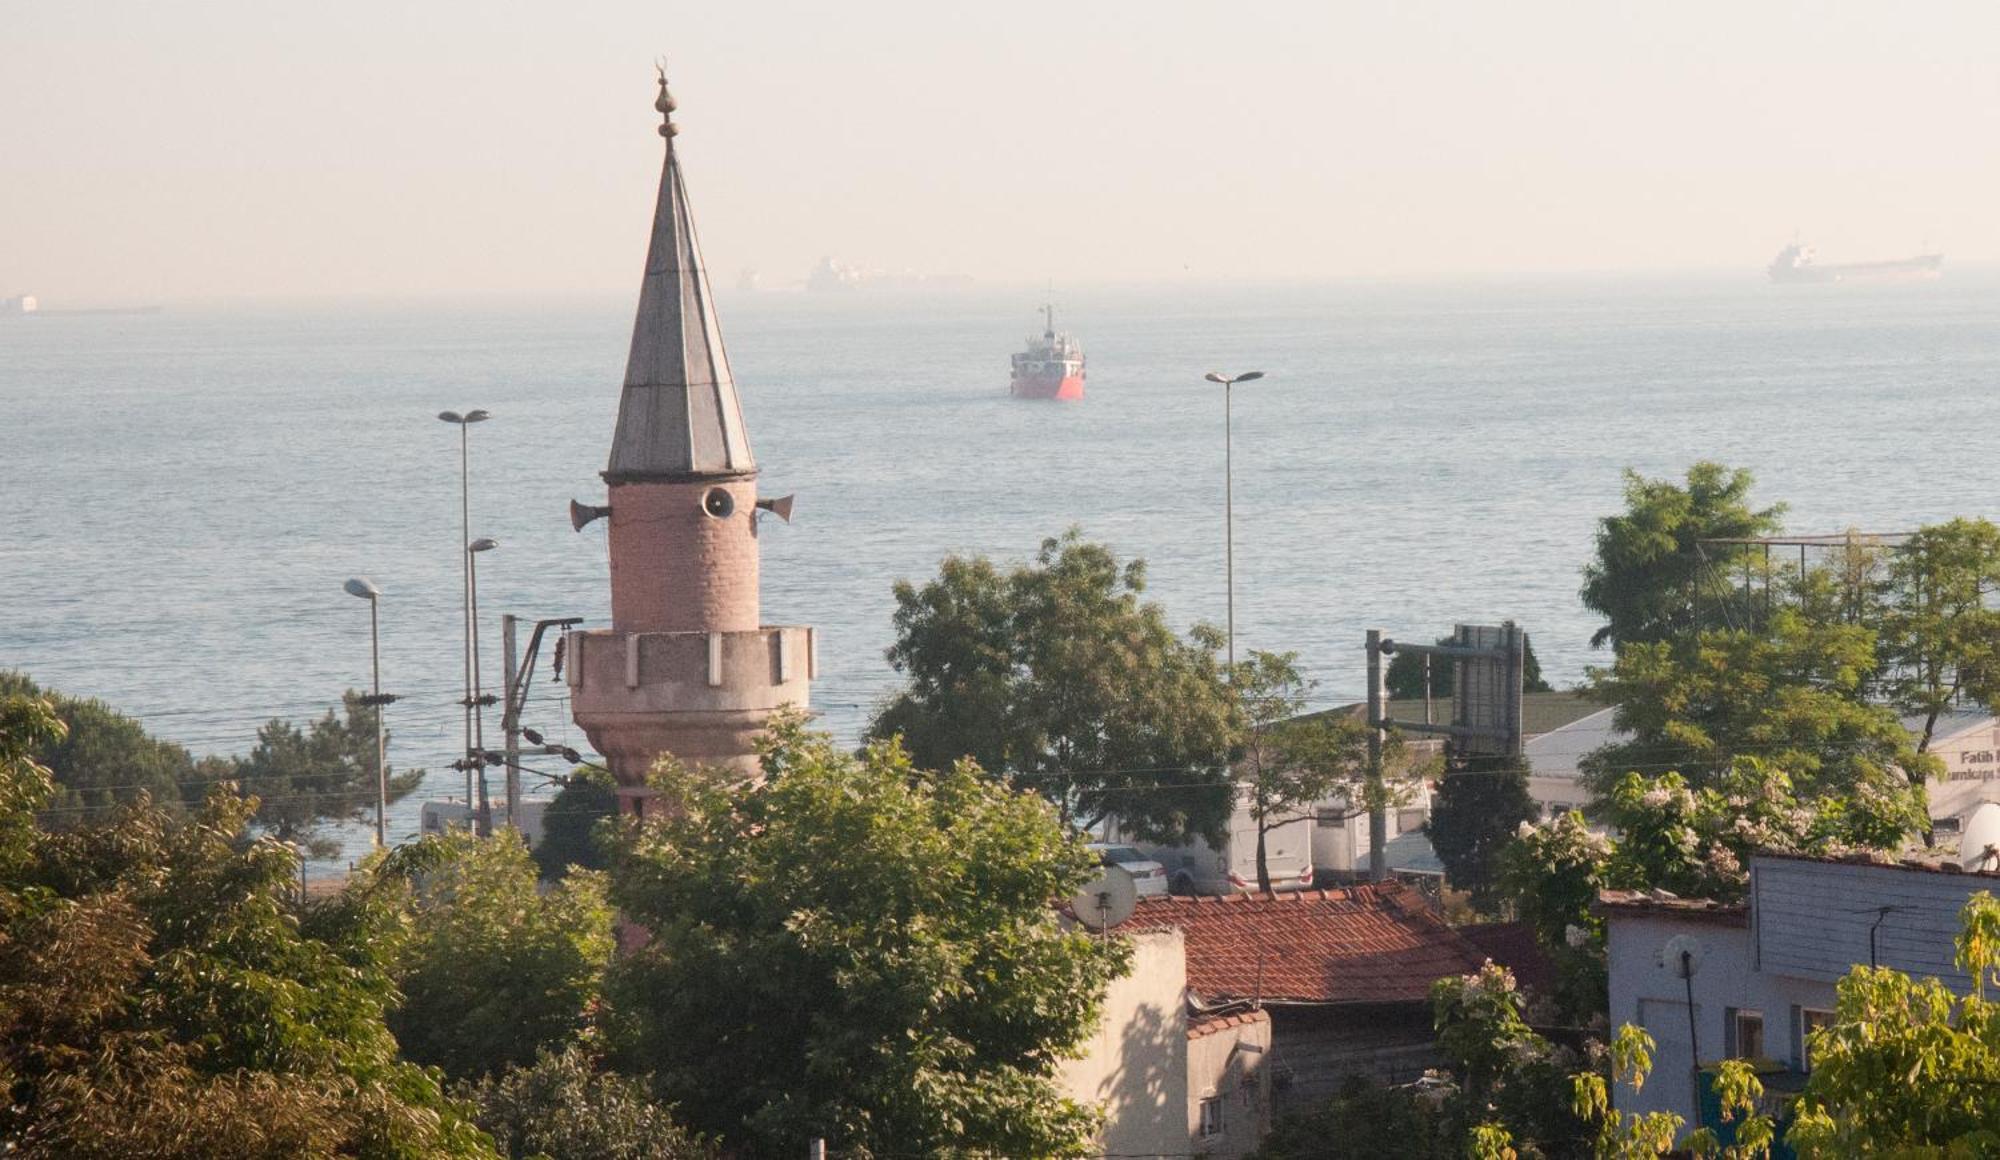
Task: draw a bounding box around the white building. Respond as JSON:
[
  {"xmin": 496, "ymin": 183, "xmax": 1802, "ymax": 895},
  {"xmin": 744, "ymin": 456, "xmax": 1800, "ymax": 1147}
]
[
  {"xmin": 1602, "ymin": 851, "xmax": 2000, "ymax": 1128},
  {"xmin": 1058, "ymin": 927, "xmax": 1273, "ymax": 1159}
]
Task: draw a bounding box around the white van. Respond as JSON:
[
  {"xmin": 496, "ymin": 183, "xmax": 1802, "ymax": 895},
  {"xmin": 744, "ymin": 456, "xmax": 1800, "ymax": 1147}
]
[{"xmin": 1111, "ymin": 790, "xmax": 1314, "ymax": 896}]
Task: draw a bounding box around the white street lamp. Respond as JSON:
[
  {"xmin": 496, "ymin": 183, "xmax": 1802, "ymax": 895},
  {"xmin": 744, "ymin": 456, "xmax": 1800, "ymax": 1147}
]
[
  {"xmin": 437, "ymin": 409, "xmax": 490, "ymax": 802},
  {"xmin": 342, "ymin": 576, "xmax": 388, "ymax": 849},
  {"xmin": 1203, "ymin": 371, "xmax": 1265, "ymax": 671}
]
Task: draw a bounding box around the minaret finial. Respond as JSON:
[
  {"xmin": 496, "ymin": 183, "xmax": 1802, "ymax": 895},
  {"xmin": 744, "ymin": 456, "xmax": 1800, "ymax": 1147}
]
[{"xmin": 654, "ymin": 60, "xmax": 678, "ymax": 139}]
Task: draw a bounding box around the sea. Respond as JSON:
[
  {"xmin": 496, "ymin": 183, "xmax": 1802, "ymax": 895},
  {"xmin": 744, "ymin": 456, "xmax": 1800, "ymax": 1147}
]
[{"xmin": 5, "ymin": 273, "xmax": 2000, "ymax": 855}]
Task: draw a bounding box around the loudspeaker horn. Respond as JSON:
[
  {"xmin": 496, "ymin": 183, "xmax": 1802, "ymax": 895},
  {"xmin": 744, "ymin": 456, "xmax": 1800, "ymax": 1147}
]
[
  {"xmin": 755, "ymin": 494, "xmax": 796, "ymax": 523},
  {"xmin": 569, "ymin": 499, "xmax": 611, "ymax": 532}
]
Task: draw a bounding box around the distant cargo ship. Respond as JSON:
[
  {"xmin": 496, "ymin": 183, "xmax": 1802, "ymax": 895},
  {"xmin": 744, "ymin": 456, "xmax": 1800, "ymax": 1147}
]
[
  {"xmin": 1768, "ymin": 243, "xmax": 1943, "ymax": 284},
  {"xmin": 1009, "ymin": 305, "xmax": 1085, "ymax": 401}
]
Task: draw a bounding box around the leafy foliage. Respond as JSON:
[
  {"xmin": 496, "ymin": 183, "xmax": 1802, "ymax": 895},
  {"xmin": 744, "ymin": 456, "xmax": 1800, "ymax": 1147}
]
[
  {"xmin": 0, "ymin": 670, "xmax": 217, "ymax": 823},
  {"xmin": 1787, "ymin": 891, "xmax": 2000, "ymax": 1156},
  {"xmin": 1233, "ymin": 651, "xmax": 1376, "ymax": 892},
  {"xmin": 465, "ymin": 1045, "xmax": 714, "ymax": 1160},
  {"xmin": 0, "ymin": 693, "xmax": 493, "ymax": 1157},
  {"xmin": 869, "ymin": 530, "xmax": 1237, "ymax": 843},
  {"xmin": 1, "ymin": 672, "xmax": 424, "ymax": 856},
  {"xmin": 1582, "ymin": 603, "xmax": 1930, "ymax": 820},
  {"xmin": 359, "ymin": 831, "xmax": 615, "ymax": 1082},
  {"xmin": 1425, "ymin": 754, "xmax": 1540, "ymax": 912},
  {"xmin": 1579, "ymin": 462, "xmax": 1785, "ymax": 651},
  {"xmin": 1877, "ymin": 519, "xmax": 2000, "ymax": 769},
  {"xmin": 1498, "ymin": 811, "xmax": 1614, "ymax": 1020},
  {"xmin": 602, "ymin": 715, "xmax": 1129, "ymax": 1158},
  {"xmin": 531, "ymin": 767, "xmax": 619, "ymax": 880},
  {"xmin": 1430, "ymin": 963, "xmax": 1591, "ymax": 1153},
  {"xmin": 234, "ymin": 690, "xmax": 426, "ymax": 856}
]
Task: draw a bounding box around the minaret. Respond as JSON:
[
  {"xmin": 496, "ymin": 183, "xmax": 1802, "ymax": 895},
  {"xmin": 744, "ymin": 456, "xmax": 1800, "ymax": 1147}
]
[{"xmin": 567, "ymin": 72, "xmax": 813, "ymax": 812}]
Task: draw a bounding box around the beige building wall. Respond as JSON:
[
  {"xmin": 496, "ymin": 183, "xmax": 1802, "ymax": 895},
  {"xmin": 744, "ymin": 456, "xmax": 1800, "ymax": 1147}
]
[
  {"xmin": 1060, "ymin": 928, "xmax": 1190, "ymax": 1159},
  {"xmin": 1186, "ymin": 1011, "xmax": 1272, "ymax": 1159}
]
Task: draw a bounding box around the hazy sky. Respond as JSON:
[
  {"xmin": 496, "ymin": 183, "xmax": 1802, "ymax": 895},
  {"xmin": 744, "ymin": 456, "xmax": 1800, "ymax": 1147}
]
[{"xmin": 6, "ymin": 1, "xmax": 1997, "ymax": 303}]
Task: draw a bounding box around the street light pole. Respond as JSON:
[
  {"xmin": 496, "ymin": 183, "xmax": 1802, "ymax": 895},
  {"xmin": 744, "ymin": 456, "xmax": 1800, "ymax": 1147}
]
[
  {"xmin": 438, "ymin": 409, "xmax": 490, "ymax": 805},
  {"xmin": 468, "ymin": 537, "xmax": 499, "ymax": 837},
  {"xmin": 1203, "ymin": 371, "xmax": 1264, "ymax": 671},
  {"xmin": 343, "ymin": 577, "xmax": 388, "ymax": 849}
]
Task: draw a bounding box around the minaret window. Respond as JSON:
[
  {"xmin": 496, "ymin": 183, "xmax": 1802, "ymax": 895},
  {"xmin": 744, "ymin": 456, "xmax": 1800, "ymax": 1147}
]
[{"xmin": 702, "ymin": 487, "xmax": 736, "ymax": 519}]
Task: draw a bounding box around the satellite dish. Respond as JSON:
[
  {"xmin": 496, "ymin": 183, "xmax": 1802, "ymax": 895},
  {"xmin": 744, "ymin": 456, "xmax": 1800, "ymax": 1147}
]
[
  {"xmin": 1961, "ymin": 802, "xmax": 2000, "ymax": 872},
  {"xmin": 1659, "ymin": 934, "xmax": 1705, "ymax": 979},
  {"xmin": 1071, "ymin": 865, "xmax": 1138, "ymax": 932}
]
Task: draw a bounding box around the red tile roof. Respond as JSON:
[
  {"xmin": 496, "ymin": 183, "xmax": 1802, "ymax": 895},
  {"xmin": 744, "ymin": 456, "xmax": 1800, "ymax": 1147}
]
[
  {"xmin": 1187, "ymin": 1008, "xmax": 1271, "ymax": 1041},
  {"xmin": 1117, "ymin": 883, "xmax": 1487, "ymax": 1006}
]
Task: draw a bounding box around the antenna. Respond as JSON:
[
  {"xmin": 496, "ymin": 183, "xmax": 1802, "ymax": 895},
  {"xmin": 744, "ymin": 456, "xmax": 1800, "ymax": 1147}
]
[{"xmin": 1070, "ymin": 865, "xmax": 1138, "ymax": 933}]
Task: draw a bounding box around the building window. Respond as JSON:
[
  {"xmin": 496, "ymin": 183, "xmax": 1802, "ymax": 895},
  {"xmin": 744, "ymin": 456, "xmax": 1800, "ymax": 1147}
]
[
  {"xmin": 1808, "ymin": 1004, "xmax": 1832, "ymax": 1072},
  {"xmin": 1198, "ymin": 1095, "xmax": 1225, "ymax": 1138},
  {"xmin": 1727, "ymin": 1009, "xmax": 1765, "ymax": 1060}
]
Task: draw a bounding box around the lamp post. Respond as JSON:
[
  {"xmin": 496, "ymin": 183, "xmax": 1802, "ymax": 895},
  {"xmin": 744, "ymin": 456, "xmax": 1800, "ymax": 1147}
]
[
  {"xmin": 467, "ymin": 537, "xmax": 499, "ymax": 837},
  {"xmin": 437, "ymin": 409, "xmax": 490, "ymax": 804},
  {"xmin": 1202, "ymin": 370, "xmax": 1264, "ymax": 671},
  {"xmin": 342, "ymin": 576, "xmax": 388, "ymax": 849}
]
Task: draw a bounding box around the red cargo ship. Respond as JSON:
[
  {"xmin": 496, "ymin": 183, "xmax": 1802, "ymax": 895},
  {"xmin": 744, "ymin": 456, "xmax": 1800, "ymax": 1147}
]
[{"xmin": 1009, "ymin": 305, "xmax": 1085, "ymax": 401}]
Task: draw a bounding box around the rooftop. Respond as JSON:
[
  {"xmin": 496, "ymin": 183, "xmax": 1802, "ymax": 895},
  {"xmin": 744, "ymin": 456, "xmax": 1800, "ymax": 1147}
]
[
  {"xmin": 1187, "ymin": 1008, "xmax": 1271, "ymax": 1041},
  {"xmin": 1117, "ymin": 883, "xmax": 1487, "ymax": 1007},
  {"xmin": 1595, "ymin": 888, "xmax": 1749, "ymax": 926}
]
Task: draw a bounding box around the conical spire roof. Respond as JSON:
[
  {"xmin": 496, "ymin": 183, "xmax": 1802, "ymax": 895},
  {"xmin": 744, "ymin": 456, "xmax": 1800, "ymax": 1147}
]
[{"xmin": 606, "ymin": 73, "xmax": 755, "ymax": 481}]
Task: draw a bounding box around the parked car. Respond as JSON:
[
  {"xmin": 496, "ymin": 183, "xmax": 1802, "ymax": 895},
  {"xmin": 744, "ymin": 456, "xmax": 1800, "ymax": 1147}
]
[{"xmin": 1088, "ymin": 842, "xmax": 1170, "ymax": 897}]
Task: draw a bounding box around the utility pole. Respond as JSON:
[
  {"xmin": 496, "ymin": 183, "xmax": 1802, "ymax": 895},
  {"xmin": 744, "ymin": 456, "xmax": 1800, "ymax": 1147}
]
[
  {"xmin": 1365, "ymin": 629, "xmax": 1388, "ymax": 881},
  {"xmin": 502, "ymin": 614, "xmax": 521, "ymax": 832}
]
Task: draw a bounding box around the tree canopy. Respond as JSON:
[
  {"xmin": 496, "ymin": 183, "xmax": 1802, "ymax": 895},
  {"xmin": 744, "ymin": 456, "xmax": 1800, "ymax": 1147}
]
[
  {"xmin": 1, "ymin": 672, "xmax": 424, "ymax": 856},
  {"xmin": 0, "ymin": 692, "xmax": 493, "ymax": 1158},
  {"xmin": 348, "ymin": 831, "xmax": 616, "ymax": 1083},
  {"xmin": 602, "ymin": 715, "xmax": 1129, "ymax": 1158},
  {"xmin": 1425, "ymin": 754, "xmax": 1540, "ymax": 912},
  {"xmin": 1579, "ymin": 462, "xmax": 1785, "ymax": 652},
  {"xmin": 869, "ymin": 530, "xmax": 1237, "ymax": 844}
]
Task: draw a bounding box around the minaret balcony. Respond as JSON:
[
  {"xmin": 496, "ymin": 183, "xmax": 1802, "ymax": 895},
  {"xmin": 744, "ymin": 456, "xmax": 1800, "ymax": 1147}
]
[{"xmin": 565, "ymin": 625, "xmax": 814, "ymax": 715}]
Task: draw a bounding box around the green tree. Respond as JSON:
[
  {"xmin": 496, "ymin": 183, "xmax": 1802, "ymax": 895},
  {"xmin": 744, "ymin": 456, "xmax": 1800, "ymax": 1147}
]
[
  {"xmin": 0, "ymin": 693, "xmax": 493, "ymax": 1157},
  {"xmin": 532, "ymin": 766, "xmax": 619, "ymax": 880},
  {"xmin": 1877, "ymin": 520, "xmax": 2000, "ymax": 839},
  {"xmin": 1430, "ymin": 962, "xmax": 1591, "ymax": 1154},
  {"xmin": 1582, "ymin": 604, "xmax": 1931, "ymax": 824},
  {"xmin": 602, "ymin": 716, "xmax": 1130, "ymax": 1158},
  {"xmin": 1234, "ymin": 651, "xmax": 1375, "ymax": 893},
  {"xmin": 0, "ymin": 671, "xmax": 214, "ymax": 823},
  {"xmin": 1425, "ymin": 754, "xmax": 1540, "ymax": 912},
  {"xmin": 1786, "ymin": 891, "xmax": 2000, "ymax": 1156},
  {"xmin": 869, "ymin": 529, "xmax": 1237, "ymax": 844},
  {"xmin": 1498, "ymin": 810, "xmax": 1614, "ymax": 1020},
  {"xmin": 465, "ymin": 1045, "xmax": 714, "ymax": 1160},
  {"xmin": 1386, "ymin": 636, "xmax": 1553, "ymax": 700},
  {"xmin": 1579, "ymin": 462, "xmax": 1785, "ymax": 651},
  {"xmin": 234, "ymin": 690, "xmax": 425, "ymax": 856},
  {"xmin": 357, "ymin": 832, "xmax": 616, "ymax": 1082}
]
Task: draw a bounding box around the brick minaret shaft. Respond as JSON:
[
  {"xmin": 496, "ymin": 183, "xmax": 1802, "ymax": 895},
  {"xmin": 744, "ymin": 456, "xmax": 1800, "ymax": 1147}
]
[{"xmin": 568, "ymin": 72, "xmax": 813, "ymax": 812}]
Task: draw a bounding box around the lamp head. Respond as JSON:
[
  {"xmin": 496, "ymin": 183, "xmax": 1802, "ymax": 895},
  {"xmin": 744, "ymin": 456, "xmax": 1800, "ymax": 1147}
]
[
  {"xmin": 343, "ymin": 577, "xmax": 381, "ymax": 601},
  {"xmin": 468, "ymin": 537, "xmax": 499, "ymax": 553},
  {"xmin": 1235, "ymin": 371, "xmax": 1265, "ymax": 383},
  {"xmin": 1204, "ymin": 372, "xmax": 1229, "ymax": 384}
]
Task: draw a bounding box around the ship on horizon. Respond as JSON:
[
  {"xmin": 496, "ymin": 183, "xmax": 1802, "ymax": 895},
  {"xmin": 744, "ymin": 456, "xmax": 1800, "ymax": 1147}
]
[
  {"xmin": 1009, "ymin": 305, "xmax": 1085, "ymax": 401},
  {"xmin": 1769, "ymin": 243, "xmax": 1942, "ymax": 284}
]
